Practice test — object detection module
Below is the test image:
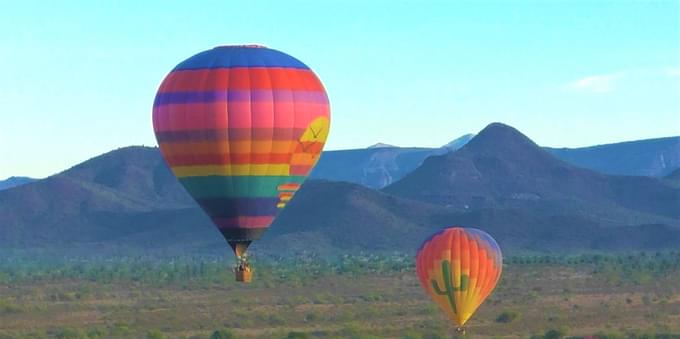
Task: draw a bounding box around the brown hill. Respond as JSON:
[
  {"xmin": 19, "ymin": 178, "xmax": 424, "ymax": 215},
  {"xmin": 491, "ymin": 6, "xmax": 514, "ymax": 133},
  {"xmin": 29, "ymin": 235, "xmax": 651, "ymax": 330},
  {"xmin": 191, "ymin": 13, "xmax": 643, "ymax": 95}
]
[{"xmin": 384, "ymin": 123, "xmax": 679, "ymax": 220}]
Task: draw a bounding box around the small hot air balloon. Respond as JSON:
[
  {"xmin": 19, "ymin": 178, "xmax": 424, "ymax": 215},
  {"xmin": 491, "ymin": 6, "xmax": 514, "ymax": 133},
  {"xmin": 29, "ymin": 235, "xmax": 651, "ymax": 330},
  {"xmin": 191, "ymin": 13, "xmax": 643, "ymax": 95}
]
[
  {"xmin": 152, "ymin": 45, "xmax": 330, "ymax": 282},
  {"xmin": 416, "ymin": 227, "xmax": 502, "ymax": 334}
]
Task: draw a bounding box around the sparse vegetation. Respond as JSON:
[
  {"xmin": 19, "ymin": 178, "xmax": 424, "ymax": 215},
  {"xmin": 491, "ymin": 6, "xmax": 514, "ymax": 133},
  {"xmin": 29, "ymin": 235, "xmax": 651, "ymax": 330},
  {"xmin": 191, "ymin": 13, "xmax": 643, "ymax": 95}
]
[{"xmin": 0, "ymin": 253, "xmax": 679, "ymax": 338}]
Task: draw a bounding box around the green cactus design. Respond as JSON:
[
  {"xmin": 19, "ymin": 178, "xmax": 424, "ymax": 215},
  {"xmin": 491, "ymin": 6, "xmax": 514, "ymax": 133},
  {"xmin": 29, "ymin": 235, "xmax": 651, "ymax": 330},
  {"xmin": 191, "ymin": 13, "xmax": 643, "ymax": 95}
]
[{"xmin": 430, "ymin": 260, "xmax": 469, "ymax": 314}]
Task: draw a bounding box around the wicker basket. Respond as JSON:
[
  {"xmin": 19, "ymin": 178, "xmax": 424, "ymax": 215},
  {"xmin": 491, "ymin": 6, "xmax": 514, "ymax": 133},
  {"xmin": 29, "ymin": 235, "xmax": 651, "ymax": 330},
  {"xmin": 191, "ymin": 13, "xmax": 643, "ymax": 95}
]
[{"xmin": 235, "ymin": 270, "xmax": 252, "ymax": 283}]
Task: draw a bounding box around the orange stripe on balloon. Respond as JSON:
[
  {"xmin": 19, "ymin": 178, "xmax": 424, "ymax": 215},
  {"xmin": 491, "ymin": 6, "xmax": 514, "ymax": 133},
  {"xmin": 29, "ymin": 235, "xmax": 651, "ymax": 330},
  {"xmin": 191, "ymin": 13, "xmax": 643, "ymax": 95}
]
[
  {"xmin": 278, "ymin": 192, "xmax": 293, "ymax": 199},
  {"xmin": 277, "ymin": 183, "xmax": 300, "ymax": 191}
]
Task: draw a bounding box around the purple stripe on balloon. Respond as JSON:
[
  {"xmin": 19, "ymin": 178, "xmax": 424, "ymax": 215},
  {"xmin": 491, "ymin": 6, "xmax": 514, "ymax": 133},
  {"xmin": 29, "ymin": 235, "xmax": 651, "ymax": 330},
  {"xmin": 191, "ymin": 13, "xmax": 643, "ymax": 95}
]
[
  {"xmin": 197, "ymin": 197, "xmax": 280, "ymax": 218},
  {"xmin": 155, "ymin": 128, "xmax": 305, "ymax": 142},
  {"xmin": 153, "ymin": 90, "xmax": 328, "ymax": 107}
]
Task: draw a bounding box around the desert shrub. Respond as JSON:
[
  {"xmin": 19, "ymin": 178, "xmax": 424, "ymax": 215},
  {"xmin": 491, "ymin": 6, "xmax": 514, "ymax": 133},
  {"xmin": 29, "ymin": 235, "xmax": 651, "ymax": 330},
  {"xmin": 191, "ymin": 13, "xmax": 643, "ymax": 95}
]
[
  {"xmin": 338, "ymin": 323, "xmax": 363, "ymax": 337},
  {"xmin": 421, "ymin": 303, "xmax": 439, "ymax": 315},
  {"xmin": 304, "ymin": 312, "xmax": 319, "ymax": 322},
  {"xmin": 594, "ymin": 330, "xmax": 625, "ymax": 339},
  {"xmin": 210, "ymin": 329, "xmax": 235, "ymax": 339},
  {"xmin": 496, "ymin": 310, "xmax": 519, "ymax": 323},
  {"xmin": 402, "ymin": 333, "xmax": 420, "ymax": 339},
  {"xmin": 108, "ymin": 323, "xmax": 132, "ymax": 337},
  {"xmin": 53, "ymin": 328, "xmax": 86, "ymax": 339},
  {"xmin": 543, "ymin": 328, "xmax": 567, "ymax": 339},
  {"xmin": 263, "ymin": 313, "xmax": 286, "ymax": 326},
  {"xmin": 627, "ymin": 329, "xmax": 657, "ymax": 339},
  {"xmin": 14, "ymin": 331, "xmax": 48, "ymax": 339},
  {"xmin": 0, "ymin": 299, "xmax": 26, "ymax": 314},
  {"xmin": 86, "ymin": 327, "xmax": 105, "ymax": 339},
  {"xmin": 146, "ymin": 329, "xmax": 166, "ymax": 339},
  {"xmin": 285, "ymin": 332, "xmax": 310, "ymax": 339}
]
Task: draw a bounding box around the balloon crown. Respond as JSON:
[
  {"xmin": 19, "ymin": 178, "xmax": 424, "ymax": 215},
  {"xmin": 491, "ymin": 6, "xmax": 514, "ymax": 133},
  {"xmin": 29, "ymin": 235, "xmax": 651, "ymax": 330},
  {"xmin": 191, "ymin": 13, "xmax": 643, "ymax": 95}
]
[{"xmin": 214, "ymin": 44, "xmax": 266, "ymax": 49}]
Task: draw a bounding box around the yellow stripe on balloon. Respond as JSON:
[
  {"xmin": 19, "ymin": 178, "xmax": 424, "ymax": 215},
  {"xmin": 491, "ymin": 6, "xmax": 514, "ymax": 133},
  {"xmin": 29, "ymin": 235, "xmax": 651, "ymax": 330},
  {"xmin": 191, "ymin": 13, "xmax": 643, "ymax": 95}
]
[{"xmin": 171, "ymin": 164, "xmax": 290, "ymax": 177}]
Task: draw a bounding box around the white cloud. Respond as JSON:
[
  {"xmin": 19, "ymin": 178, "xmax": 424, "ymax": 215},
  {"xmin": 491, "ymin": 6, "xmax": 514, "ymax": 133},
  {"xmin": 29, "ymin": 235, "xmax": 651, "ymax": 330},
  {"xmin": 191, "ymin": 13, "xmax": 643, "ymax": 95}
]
[
  {"xmin": 664, "ymin": 67, "xmax": 680, "ymax": 77},
  {"xmin": 565, "ymin": 73, "xmax": 620, "ymax": 94},
  {"xmin": 564, "ymin": 66, "xmax": 679, "ymax": 94}
]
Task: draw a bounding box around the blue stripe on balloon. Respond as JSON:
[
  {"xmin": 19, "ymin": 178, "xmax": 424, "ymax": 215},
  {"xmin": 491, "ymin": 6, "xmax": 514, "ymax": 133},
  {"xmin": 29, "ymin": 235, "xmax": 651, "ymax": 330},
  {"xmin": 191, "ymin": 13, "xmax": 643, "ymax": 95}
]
[
  {"xmin": 466, "ymin": 228, "xmax": 503, "ymax": 266},
  {"xmin": 173, "ymin": 46, "xmax": 309, "ymax": 70}
]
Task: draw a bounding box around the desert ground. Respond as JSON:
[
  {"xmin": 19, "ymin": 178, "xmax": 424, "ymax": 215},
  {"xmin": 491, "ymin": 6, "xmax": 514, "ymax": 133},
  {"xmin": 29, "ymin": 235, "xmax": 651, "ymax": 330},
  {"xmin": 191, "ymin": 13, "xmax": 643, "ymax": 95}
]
[{"xmin": 1, "ymin": 254, "xmax": 679, "ymax": 339}]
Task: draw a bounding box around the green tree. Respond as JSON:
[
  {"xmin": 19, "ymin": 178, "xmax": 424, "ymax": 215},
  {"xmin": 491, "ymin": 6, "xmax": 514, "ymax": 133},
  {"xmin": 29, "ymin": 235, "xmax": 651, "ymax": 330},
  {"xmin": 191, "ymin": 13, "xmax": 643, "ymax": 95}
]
[{"xmin": 211, "ymin": 329, "xmax": 236, "ymax": 339}]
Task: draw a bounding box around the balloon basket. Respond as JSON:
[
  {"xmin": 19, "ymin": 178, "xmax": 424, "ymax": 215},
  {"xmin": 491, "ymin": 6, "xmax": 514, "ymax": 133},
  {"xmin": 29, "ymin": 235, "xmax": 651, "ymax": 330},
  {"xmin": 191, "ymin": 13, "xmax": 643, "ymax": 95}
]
[{"xmin": 235, "ymin": 269, "xmax": 252, "ymax": 283}]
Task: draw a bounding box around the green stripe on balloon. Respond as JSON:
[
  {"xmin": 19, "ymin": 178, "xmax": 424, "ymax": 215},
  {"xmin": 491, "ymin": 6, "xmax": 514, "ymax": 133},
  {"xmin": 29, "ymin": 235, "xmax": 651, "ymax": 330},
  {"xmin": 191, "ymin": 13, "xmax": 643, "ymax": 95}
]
[{"xmin": 179, "ymin": 175, "xmax": 307, "ymax": 199}]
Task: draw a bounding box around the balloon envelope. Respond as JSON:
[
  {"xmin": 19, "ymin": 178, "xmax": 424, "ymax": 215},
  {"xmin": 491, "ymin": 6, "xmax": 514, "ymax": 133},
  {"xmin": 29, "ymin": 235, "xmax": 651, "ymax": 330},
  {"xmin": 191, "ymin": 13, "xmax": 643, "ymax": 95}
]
[
  {"xmin": 152, "ymin": 45, "xmax": 330, "ymax": 255},
  {"xmin": 416, "ymin": 227, "xmax": 502, "ymax": 327}
]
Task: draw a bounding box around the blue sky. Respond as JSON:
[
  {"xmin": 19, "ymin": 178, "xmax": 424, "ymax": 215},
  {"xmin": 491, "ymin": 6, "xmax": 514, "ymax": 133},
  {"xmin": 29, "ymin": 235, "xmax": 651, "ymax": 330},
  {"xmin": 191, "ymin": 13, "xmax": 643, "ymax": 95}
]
[{"xmin": 1, "ymin": 1, "xmax": 678, "ymax": 178}]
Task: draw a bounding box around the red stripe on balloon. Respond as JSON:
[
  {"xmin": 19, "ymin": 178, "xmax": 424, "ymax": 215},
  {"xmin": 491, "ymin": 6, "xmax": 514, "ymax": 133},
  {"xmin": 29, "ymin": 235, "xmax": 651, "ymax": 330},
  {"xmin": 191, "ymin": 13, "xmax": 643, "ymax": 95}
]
[
  {"xmin": 159, "ymin": 68, "xmax": 325, "ymax": 92},
  {"xmin": 153, "ymin": 102, "xmax": 329, "ymax": 131},
  {"xmin": 212, "ymin": 216, "xmax": 275, "ymax": 229},
  {"xmin": 290, "ymin": 165, "xmax": 315, "ymax": 176},
  {"xmin": 164, "ymin": 153, "xmax": 293, "ymax": 166}
]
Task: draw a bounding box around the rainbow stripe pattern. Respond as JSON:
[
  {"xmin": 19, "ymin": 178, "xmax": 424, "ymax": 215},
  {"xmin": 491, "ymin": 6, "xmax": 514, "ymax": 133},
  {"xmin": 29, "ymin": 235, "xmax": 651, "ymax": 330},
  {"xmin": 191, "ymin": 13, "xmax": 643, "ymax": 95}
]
[
  {"xmin": 416, "ymin": 227, "xmax": 502, "ymax": 327},
  {"xmin": 152, "ymin": 46, "xmax": 330, "ymax": 248}
]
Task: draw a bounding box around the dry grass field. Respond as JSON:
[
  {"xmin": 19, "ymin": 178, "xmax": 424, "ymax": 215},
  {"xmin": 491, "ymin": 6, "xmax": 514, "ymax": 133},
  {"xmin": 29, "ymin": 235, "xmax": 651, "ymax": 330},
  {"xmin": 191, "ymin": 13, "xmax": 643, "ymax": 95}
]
[{"xmin": 1, "ymin": 254, "xmax": 679, "ymax": 338}]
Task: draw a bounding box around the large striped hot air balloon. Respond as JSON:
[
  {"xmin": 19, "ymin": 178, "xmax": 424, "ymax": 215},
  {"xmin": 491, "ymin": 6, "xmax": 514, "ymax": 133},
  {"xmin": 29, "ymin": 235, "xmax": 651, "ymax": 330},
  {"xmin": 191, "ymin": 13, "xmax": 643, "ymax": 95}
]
[
  {"xmin": 416, "ymin": 227, "xmax": 502, "ymax": 333},
  {"xmin": 152, "ymin": 45, "xmax": 330, "ymax": 282}
]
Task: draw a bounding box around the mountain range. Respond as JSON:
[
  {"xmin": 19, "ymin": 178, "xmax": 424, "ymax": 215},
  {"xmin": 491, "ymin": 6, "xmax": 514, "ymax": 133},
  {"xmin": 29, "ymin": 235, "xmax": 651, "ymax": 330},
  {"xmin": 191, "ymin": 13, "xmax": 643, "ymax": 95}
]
[
  {"xmin": 4, "ymin": 134, "xmax": 677, "ymax": 192},
  {"xmin": 546, "ymin": 136, "xmax": 680, "ymax": 177},
  {"xmin": 0, "ymin": 123, "xmax": 678, "ymax": 256},
  {"xmin": 309, "ymin": 134, "xmax": 475, "ymax": 189},
  {"xmin": 311, "ymin": 134, "xmax": 679, "ymax": 189}
]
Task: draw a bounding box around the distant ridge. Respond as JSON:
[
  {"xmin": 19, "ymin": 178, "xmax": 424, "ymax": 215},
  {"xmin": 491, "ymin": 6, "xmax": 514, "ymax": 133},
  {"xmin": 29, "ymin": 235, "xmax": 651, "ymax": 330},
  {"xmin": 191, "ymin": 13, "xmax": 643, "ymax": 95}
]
[
  {"xmin": 443, "ymin": 133, "xmax": 475, "ymax": 150},
  {"xmin": 0, "ymin": 176, "xmax": 38, "ymax": 191},
  {"xmin": 546, "ymin": 136, "xmax": 680, "ymax": 177},
  {"xmin": 310, "ymin": 134, "xmax": 473, "ymax": 188},
  {"xmin": 367, "ymin": 143, "xmax": 398, "ymax": 149}
]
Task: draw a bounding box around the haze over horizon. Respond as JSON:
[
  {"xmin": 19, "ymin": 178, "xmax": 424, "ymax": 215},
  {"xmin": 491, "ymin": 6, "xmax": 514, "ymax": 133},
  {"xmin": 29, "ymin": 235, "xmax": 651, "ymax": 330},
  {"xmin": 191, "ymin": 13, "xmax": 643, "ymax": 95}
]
[{"xmin": 1, "ymin": 1, "xmax": 678, "ymax": 178}]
